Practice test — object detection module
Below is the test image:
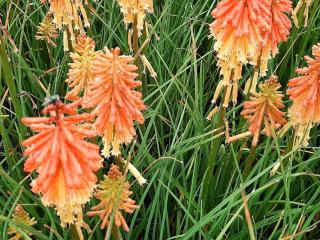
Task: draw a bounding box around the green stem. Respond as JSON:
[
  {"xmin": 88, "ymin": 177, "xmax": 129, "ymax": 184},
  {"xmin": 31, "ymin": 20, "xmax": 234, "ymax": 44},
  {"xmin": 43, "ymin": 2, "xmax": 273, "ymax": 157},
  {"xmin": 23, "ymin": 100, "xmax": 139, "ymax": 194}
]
[
  {"xmin": 132, "ymin": 15, "xmax": 146, "ymax": 95},
  {"xmin": 115, "ymin": 155, "xmax": 124, "ymax": 173},
  {"xmin": 275, "ymin": 133, "xmax": 295, "ymax": 174},
  {"xmin": 46, "ymin": 43, "xmax": 54, "ymax": 67},
  {"xmin": 284, "ymin": 135, "xmax": 294, "ymax": 155},
  {"xmin": 203, "ymin": 106, "xmax": 226, "ymax": 210},
  {"xmin": 111, "ymin": 223, "xmax": 121, "ymax": 240},
  {"xmin": 242, "ymin": 146, "xmax": 257, "ymax": 179},
  {"xmin": 70, "ymin": 224, "xmax": 81, "ymax": 240},
  {"xmin": 132, "ymin": 15, "xmax": 146, "ymax": 135},
  {"xmin": 132, "ymin": 16, "xmax": 140, "ymax": 62}
]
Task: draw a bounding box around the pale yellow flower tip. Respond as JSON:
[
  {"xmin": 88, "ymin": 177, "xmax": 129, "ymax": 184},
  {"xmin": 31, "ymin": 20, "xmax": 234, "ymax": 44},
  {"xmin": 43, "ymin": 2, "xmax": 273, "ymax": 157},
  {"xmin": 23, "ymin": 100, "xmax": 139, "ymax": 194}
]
[
  {"xmin": 141, "ymin": 54, "xmax": 157, "ymax": 79},
  {"xmin": 116, "ymin": 0, "xmax": 154, "ymax": 36},
  {"xmin": 123, "ymin": 160, "xmax": 147, "ymax": 186}
]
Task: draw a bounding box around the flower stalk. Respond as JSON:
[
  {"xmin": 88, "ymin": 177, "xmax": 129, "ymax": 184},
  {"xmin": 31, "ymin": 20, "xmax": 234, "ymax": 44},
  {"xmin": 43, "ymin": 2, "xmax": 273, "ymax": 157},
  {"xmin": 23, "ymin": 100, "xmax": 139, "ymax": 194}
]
[
  {"xmin": 203, "ymin": 105, "xmax": 226, "ymax": 210},
  {"xmin": 242, "ymin": 146, "xmax": 257, "ymax": 179}
]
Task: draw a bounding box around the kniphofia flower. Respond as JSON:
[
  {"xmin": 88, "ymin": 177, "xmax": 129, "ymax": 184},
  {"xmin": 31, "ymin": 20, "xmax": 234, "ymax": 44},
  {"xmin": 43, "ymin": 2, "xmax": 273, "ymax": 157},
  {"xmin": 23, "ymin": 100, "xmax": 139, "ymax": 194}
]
[
  {"xmin": 87, "ymin": 164, "xmax": 139, "ymax": 232},
  {"xmin": 35, "ymin": 12, "xmax": 58, "ymax": 47},
  {"xmin": 85, "ymin": 47, "xmax": 146, "ymax": 156},
  {"xmin": 66, "ymin": 35, "xmax": 102, "ymax": 102},
  {"xmin": 287, "ymin": 43, "xmax": 320, "ymax": 124},
  {"xmin": 286, "ymin": 43, "xmax": 320, "ymax": 146},
  {"xmin": 210, "ymin": 0, "xmax": 271, "ymax": 106},
  {"xmin": 8, "ymin": 205, "xmax": 37, "ymax": 240},
  {"xmin": 227, "ymin": 76, "xmax": 286, "ymax": 146},
  {"xmin": 116, "ymin": 0, "xmax": 154, "ymax": 35},
  {"xmin": 41, "ymin": 0, "xmax": 92, "ymax": 51},
  {"xmin": 256, "ymin": 0, "xmax": 292, "ymax": 82},
  {"xmin": 21, "ymin": 97, "xmax": 102, "ymax": 228}
]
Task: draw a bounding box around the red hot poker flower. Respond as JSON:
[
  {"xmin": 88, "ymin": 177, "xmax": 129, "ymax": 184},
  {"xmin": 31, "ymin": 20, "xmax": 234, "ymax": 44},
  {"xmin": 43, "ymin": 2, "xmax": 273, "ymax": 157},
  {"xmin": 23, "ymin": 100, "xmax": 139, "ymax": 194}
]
[
  {"xmin": 287, "ymin": 43, "xmax": 320, "ymax": 124},
  {"xmin": 22, "ymin": 97, "xmax": 102, "ymax": 227},
  {"xmin": 258, "ymin": 0, "xmax": 292, "ymax": 77},
  {"xmin": 41, "ymin": 0, "xmax": 92, "ymax": 51},
  {"xmin": 87, "ymin": 164, "xmax": 138, "ymax": 232},
  {"xmin": 210, "ymin": 0, "xmax": 271, "ymax": 106},
  {"xmin": 240, "ymin": 76, "xmax": 286, "ymax": 146},
  {"xmin": 8, "ymin": 205, "xmax": 37, "ymax": 240},
  {"xmin": 35, "ymin": 12, "xmax": 58, "ymax": 47},
  {"xmin": 285, "ymin": 43, "xmax": 320, "ymax": 147},
  {"xmin": 85, "ymin": 48, "xmax": 146, "ymax": 156},
  {"xmin": 66, "ymin": 35, "xmax": 102, "ymax": 103},
  {"xmin": 116, "ymin": 0, "xmax": 154, "ymax": 36}
]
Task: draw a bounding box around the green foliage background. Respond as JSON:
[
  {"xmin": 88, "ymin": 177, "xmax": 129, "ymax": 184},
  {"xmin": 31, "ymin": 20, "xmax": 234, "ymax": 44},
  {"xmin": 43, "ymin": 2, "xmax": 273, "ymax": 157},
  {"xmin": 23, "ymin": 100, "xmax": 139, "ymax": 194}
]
[{"xmin": 1, "ymin": 0, "xmax": 320, "ymax": 239}]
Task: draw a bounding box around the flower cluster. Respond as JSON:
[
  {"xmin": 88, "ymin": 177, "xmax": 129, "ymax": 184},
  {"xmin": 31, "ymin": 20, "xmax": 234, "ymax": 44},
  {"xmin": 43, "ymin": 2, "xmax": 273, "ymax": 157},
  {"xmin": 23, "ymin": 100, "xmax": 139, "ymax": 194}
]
[
  {"xmin": 259, "ymin": 0, "xmax": 292, "ymax": 77},
  {"xmin": 26, "ymin": 0, "xmax": 320, "ymax": 236},
  {"xmin": 226, "ymin": 76, "xmax": 286, "ymax": 147},
  {"xmin": 116, "ymin": 0, "xmax": 154, "ymax": 35},
  {"xmin": 8, "ymin": 205, "xmax": 37, "ymax": 240},
  {"xmin": 40, "ymin": 0, "xmax": 92, "ymax": 51},
  {"xmin": 27, "ymin": 17, "xmax": 146, "ymax": 233},
  {"xmin": 85, "ymin": 47, "xmax": 146, "ymax": 156},
  {"xmin": 287, "ymin": 43, "xmax": 320, "ymax": 145},
  {"xmin": 241, "ymin": 76, "xmax": 286, "ymax": 146},
  {"xmin": 210, "ymin": 0, "xmax": 292, "ymax": 106},
  {"xmin": 66, "ymin": 35, "xmax": 102, "ymax": 102},
  {"xmin": 65, "ymin": 37, "xmax": 146, "ymax": 156},
  {"xmin": 35, "ymin": 12, "xmax": 58, "ymax": 47},
  {"xmin": 22, "ymin": 98, "xmax": 102, "ymax": 227},
  {"xmin": 88, "ymin": 164, "xmax": 139, "ymax": 232}
]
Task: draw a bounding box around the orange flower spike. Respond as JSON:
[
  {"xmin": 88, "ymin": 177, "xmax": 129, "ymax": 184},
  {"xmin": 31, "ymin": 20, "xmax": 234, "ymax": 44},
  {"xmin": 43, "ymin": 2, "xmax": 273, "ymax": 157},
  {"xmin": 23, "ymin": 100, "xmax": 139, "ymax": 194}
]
[
  {"xmin": 210, "ymin": 0, "xmax": 271, "ymax": 106},
  {"xmin": 87, "ymin": 164, "xmax": 139, "ymax": 232},
  {"xmin": 287, "ymin": 43, "xmax": 320, "ymax": 124},
  {"xmin": 21, "ymin": 97, "xmax": 102, "ymax": 227},
  {"xmin": 86, "ymin": 48, "xmax": 146, "ymax": 156},
  {"xmin": 241, "ymin": 76, "xmax": 286, "ymax": 146},
  {"xmin": 66, "ymin": 35, "xmax": 102, "ymax": 102},
  {"xmin": 259, "ymin": 0, "xmax": 292, "ymax": 76}
]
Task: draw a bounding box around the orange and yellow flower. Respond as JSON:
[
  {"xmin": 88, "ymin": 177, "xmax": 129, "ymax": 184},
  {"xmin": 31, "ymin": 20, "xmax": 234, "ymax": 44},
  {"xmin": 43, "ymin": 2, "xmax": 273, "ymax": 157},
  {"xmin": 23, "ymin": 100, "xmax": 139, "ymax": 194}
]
[
  {"xmin": 8, "ymin": 205, "xmax": 37, "ymax": 240},
  {"xmin": 35, "ymin": 12, "xmax": 58, "ymax": 47},
  {"xmin": 241, "ymin": 76, "xmax": 286, "ymax": 146},
  {"xmin": 226, "ymin": 76, "xmax": 286, "ymax": 146},
  {"xmin": 258, "ymin": 0, "xmax": 292, "ymax": 77},
  {"xmin": 87, "ymin": 164, "xmax": 139, "ymax": 232},
  {"xmin": 116, "ymin": 0, "xmax": 154, "ymax": 35},
  {"xmin": 85, "ymin": 48, "xmax": 146, "ymax": 156},
  {"xmin": 41, "ymin": 0, "xmax": 92, "ymax": 51},
  {"xmin": 66, "ymin": 35, "xmax": 102, "ymax": 102},
  {"xmin": 210, "ymin": 0, "xmax": 271, "ymax": 106},
  {"xmin": 21, "ymin": 97, "xmax": 102, "ymax": 227},
  {"xmin": 210, "ymin": 0, "xmax": 292, "ymax": 107},
  {"xmin": 286, "ymin": 43, "xmax": 320, "ymax": 146},
  {"xmin": 287, "ymin": 43, "xmax": 320, "ymax": 124}
]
